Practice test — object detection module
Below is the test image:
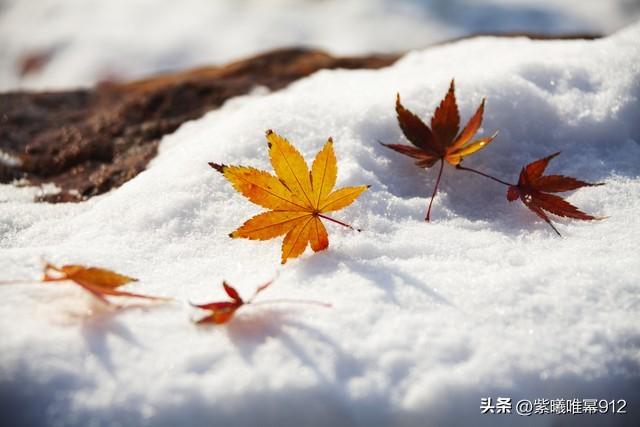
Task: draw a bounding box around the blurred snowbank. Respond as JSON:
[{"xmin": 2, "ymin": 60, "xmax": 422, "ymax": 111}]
[{"xmin": 1, "ymin": 0, "xmax": 639, "ymax": 90}]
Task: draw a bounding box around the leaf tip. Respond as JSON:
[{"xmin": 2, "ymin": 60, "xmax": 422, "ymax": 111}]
[
  {"xmin": 194, "ymin": 315, "xmax": 215, "ymax": 325},
  {"xmin": 549, "ymin": 151, "xmax": 562, "ymax": 160},
  {"xmin": 265, "ymin": 129, "xmax": 276, "ymax": 148},
  {"xmin": 208, "ymin": 162, "xmax": 225, "ymax": 173},
  {"xmin": 223, "ymin": 281, "xmax": 243, "ymax": 303}
]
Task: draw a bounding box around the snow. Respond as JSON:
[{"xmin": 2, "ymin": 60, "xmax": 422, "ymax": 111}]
[
  {"xmin": 1, "ymin": 0, "xmax": 640, "ymax": 90},
  {"xmin": 1, "ymin": 21, "xmax": 640, "ymax": 427}
]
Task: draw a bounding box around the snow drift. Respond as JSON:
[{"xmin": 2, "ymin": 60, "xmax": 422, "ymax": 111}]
[
  {"xmin": 1, "ymin": 22, "xmax": 640, "ymax": 427},
  {"xmin": 1, "ymin": 0, "xmax": 639, "ymax": 90}
]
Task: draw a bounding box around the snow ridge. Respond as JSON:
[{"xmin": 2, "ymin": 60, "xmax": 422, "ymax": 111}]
[{"xmin": 1, "ymin": 23, "xmax": 640, "ymax": 427}]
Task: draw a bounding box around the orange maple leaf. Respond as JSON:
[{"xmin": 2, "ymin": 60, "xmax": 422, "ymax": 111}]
[
  {"xmin": 210, "ymin": 130, "xmax": 369, "ymax": 264},
  {"xmin": 42, "ymin": 263, "xmax": 168, "ymax": 304},
  {"xmin": 382, "ymin": 79, "xmax": 498, "ymax": 220}
]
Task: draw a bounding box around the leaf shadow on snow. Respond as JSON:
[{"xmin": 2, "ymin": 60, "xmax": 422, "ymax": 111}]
[
  {"xmin": 79, "ymin": 304, "xmax": 147, "ymax": 376},
  {"xmin": 225, "ymin": 308, "xmax": 363, "ymax": 382},
  {"xmin": 296, "ymin": 251, "xmax": 453, "ymax": 307}
]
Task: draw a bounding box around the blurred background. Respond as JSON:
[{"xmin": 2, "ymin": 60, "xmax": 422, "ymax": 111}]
[{"xmin": 1, "ymin": 0, "xmax": 639, "ymax": 91}]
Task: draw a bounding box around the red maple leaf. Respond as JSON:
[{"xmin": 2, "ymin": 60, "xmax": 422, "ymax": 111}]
[
  {"xmin": 507, "ymin": 152, "xmax": 604, "ymax": 235},
  {"xmin": 191, "ymin": 280, "xmax": 329, "ymax": 324},
  {"xmin": 382, "ymin": 79, "xmax": 498, "ymax": 220}
]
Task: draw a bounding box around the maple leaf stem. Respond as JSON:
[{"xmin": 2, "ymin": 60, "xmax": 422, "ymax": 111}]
[
  {"xmin": 544, "ymin": 220, "xmax": 562, "ymax": 237},
  {"xmin": 317, "ymin": 214, "xmax": 362, "ymax": 232},
  {"xmin": 455, "ymin": 164, "xmax": 514, "ymax": 187},
  {"xmin": 0, "ymin": 278, "xmax": 67, "ymax": 285},
  {"xmin": 425, "ymin": 159, "xmax": 445, "ymax": 222},
  {"xmin": 0, "ymin": 280, "xmax": 35, "ymax": 285},
  {"xmin": 250, "ymin": 299, "xmax": 332, "ymax": 308}
]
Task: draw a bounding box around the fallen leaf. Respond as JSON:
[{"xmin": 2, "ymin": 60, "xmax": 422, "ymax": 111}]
[
  {"xmin": 191, "ymin": 280, "xmax": 270, "ymax": 324},
  {"xmin": 42, "ymin": 263, "xmax": 167, "ymax": 304},
  {"xmin": 382, "ymin": 79, "xmax": 498, "ymax": 220},
  {"xmin": 192, "ymin": 279, "xmax": 330, "ymax": 325},
  {"xmin": 507, "ymin": 152, "xmax": 604, "ymax": 235},
  {"xmin": 210, "ymin": 130, "xmax": 369, "ymax": 263}
]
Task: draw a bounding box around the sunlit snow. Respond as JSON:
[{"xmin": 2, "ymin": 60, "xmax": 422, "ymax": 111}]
[{"xmin": 1, "ymin": 21, "xmax": 639, "ymax": 426}]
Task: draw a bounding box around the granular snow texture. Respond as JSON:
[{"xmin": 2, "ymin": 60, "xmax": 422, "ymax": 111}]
[{"xmin": 1, "ymin": 22, "xmax": 639, "ymax": 427}]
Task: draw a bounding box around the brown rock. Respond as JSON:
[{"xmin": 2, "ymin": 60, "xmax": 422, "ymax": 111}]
[{"xmin": 0, "ymin": 48, "xmax": 398, "ymax": 202}]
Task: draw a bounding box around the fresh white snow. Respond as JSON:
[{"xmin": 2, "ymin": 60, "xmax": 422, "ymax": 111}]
[
  {"xmin": 1, "ymin": 0, "xmax": 640, "ymax": 90},
  {"xmin": 1, "ymin": 21, "xmax": 640, "ymax": 427}
]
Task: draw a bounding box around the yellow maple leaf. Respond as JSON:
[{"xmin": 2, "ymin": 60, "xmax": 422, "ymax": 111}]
[{"xmin": 210, "ymin": 130, "xmax": 369, "ymax": 264}]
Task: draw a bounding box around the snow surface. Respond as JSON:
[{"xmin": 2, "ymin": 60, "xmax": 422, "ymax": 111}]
[
  {"xmin": 1, "ymin": 22, "xmax": 640, "ymax": 427},
  {"xmin": 1, "ymin": 0, "xmax": 640, "ymax": 90}
]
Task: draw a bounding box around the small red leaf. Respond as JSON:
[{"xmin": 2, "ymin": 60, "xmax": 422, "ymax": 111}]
[
  {"xmin": 508, "ymin": 153, "xmax": 603, "ymax": 235},
  {"xmin": 192, "ymin": 279, "xmax": 327, "ymax": 325}
]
